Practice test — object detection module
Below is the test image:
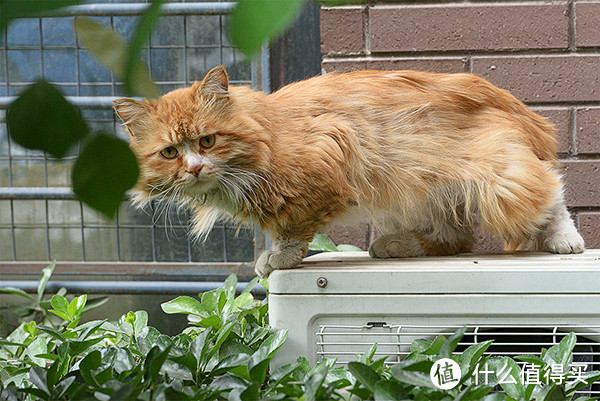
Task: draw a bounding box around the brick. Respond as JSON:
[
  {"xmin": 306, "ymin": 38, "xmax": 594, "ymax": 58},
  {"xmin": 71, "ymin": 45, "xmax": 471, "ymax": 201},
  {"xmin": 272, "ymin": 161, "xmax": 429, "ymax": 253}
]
[
  {"xmin": 324, "ymin": 224, "xmax": 370, "ymax": 251},
  {"xmin": 532, "ymin": 108, "xmax": 570, "ymax": 154},
  {"xmin": 322, "ymin": 58, "xmax": 467, "ymax": 74},
  {"xmin": 472, "ymin": 56, "xmax": 600, "ymax": 103},
  {"xmin": 320, "ymin": 8, "xmax": 364, "ymax": 54},
  {"xmin": 577, "ymin": 212, "xmax": 600, "ymax": 249},
  {"xmin": 575, "ymin": 2, "xmax": 600, "ymax": 48},
  {"xmin": 575, "ymin": 108, "xmax": 600, "ymax": 155},
  {"xmin": 561, "ymin": 161, "xmax": 600, "ymax": 207},
  {"xmin": 369, "ymin": 4, "xmax": 568, "ymax": 53}
]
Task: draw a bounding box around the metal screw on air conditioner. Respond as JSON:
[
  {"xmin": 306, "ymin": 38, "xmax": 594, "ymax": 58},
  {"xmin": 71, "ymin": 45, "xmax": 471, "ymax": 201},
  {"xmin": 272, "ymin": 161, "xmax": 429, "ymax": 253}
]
[{"xmin": 316, "ymin": 277, "xmax": 328, "ymax": 288}]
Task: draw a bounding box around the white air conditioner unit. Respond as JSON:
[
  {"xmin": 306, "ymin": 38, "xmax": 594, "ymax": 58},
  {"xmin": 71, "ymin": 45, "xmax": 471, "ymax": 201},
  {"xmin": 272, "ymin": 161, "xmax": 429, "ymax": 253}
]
[{"xmin": 269, "ymin": 251, "xmax": 600, "ymax": 396}]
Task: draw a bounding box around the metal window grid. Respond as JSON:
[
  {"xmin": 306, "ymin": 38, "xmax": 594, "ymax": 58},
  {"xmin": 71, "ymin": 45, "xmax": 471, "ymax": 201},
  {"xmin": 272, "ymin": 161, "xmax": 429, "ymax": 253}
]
[
  {"xmin": 316, "ymin": 323, "xmax": 600, "ymax": 396},
  {"xmin": 0, "ymin": 1, "xmax": 269, "ymax": 265}
]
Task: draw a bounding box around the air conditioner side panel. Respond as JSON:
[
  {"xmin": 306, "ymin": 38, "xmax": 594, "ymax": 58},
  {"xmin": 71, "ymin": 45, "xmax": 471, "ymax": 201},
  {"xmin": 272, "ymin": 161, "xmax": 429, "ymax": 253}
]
[{"xmin": 269, "ymin": 294, "xmax": 600, "ymax": 369}]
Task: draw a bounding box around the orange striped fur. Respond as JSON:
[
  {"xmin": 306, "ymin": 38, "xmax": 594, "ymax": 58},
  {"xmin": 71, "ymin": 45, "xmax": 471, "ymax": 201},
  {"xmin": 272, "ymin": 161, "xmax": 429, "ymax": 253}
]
[{"xmin": 114, "ymin": 66, "xmax": 584, "ymax": 277}]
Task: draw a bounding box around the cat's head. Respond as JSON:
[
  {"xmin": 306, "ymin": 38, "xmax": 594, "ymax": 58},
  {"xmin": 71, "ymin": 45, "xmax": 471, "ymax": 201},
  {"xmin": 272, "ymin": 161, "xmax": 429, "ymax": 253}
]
[{"xmin": 113, "ymin": 66, "xmax": 270, "ymax": 211}]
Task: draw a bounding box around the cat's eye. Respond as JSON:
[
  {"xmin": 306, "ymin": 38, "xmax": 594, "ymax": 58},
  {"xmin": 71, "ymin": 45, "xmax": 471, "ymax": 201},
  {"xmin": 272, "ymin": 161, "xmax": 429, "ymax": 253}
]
[
  {"xmin": 160, "ymin": 146, "xmax": 178, "ymax": 159},
  {"xmin": 200, "ymin": 134, "xmax": 216, "ymax": 149}
]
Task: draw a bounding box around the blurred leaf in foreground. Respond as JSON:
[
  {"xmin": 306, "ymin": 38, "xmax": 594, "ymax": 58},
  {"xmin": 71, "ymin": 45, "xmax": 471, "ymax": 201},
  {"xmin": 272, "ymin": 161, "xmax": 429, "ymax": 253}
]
[
  {"xmin": 229, "ymin": 0, "xmax": 305, "ymax": 57},
  {"xmin": 6, "ymin": 80, "xmax": 88, "ymax": 158},
  {"xmin": 0, "ymin": 0, "xmax": 82, "ymax": 32},
  {"xmin": 72, "ymin": 133, "xmax": 139, "ymax": 219},
  {"xmin": 74, "ymin": 17, "xmax": 159, "ymax": 98}
]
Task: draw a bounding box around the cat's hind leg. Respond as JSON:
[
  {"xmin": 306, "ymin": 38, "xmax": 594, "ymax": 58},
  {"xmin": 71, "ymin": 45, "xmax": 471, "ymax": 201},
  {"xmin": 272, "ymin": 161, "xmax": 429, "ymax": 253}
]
[
  {"xmin": 478, "ymin": 151, "xmax": 584, "ymax": 254},
  {"xmin": 369, "ymin": 227, "xmax": 475, "ymax": 258},
  {"xmin": 368, "ymin": 232, "xmax": 425, "ymax": 258},
  {"xmin": 535, "ymin": 192, "xmax": 584, "ymax": 253}
]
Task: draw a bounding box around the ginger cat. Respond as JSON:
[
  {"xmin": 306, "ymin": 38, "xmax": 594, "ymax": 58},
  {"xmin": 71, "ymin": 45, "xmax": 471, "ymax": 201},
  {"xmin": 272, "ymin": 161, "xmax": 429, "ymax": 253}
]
[{"xmin": 114, "ymin": 66, "xmax": 584, "ymax": 277}]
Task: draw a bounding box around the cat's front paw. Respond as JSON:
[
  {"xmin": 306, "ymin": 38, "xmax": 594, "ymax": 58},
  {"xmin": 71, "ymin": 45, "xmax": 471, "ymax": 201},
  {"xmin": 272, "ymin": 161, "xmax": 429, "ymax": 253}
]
[
  {"xmin": 254, "ymin": 249, "xmax": 302, "ymax": 278},
  {"xmin": 543, "ymin": 230, "xmax": 585, "ymax": 254}
]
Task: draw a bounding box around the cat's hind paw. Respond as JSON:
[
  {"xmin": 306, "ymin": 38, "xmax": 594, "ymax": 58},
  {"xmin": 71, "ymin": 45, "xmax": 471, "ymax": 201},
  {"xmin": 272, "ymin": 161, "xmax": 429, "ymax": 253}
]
[
  {"xmin": 543, "ymin": 230, "xmax": 585, "ymax": 254},
  {"xmin": 368, "ymin": 233, "xmax": 425, "ymax": 258}
]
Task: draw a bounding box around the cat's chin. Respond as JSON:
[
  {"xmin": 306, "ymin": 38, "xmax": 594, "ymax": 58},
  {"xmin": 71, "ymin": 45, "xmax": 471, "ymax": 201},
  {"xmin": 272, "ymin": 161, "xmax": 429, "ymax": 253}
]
[{"xmin": 184, "ymin": 179, "xmax": 217, "ymax": 197}]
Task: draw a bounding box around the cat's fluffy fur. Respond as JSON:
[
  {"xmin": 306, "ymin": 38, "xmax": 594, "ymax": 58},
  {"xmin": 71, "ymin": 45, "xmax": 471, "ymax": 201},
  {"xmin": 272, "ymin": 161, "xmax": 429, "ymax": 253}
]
[{"xmin": 114, "ymin": 66, "xmax": 584, "ymax": 277}]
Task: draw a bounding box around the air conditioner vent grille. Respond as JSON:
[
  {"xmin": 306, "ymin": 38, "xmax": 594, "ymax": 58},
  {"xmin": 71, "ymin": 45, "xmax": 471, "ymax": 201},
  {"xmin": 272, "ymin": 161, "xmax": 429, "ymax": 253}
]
[{"xmin": 316, "ymin": 324, "xmax": 600, "ymax": 397}]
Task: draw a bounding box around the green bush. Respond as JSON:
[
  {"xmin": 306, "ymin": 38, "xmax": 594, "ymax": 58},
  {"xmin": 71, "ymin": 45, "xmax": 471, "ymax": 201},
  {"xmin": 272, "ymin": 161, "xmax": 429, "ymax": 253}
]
[{"xmin": 1, "ymin": 266, "xmax": 599, "ymax": 400}]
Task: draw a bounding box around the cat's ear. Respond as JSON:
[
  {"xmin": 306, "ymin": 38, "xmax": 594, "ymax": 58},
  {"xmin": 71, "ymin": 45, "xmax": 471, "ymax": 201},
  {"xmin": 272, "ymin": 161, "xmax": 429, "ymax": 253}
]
[
  {"xmin": 198, "ymin": 65, "xmax": 229, "ymax": 101},
  {"xmin": 113, "ymin": 98, "xmax": 152, "ymax": 138}
]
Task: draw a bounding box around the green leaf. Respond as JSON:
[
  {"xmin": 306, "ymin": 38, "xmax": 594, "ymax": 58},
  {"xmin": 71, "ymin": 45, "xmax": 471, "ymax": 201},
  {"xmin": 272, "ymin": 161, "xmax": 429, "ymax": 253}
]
[
  {"xmin": 7, "ymin": 81, "xmax": 87, "ymax": 158},
  {"xmin": 197, "ymin": 315, "xmax": 222, "ymax": 330},
  {"xmin": 373, "ymin": 379, "xmax": 406, "ymax": 401},
  {"xmin": 304, "ymin": 363, "xmax": 329, "ymax": 401},
  {"xmin": 16, "ymin": 388, "xmax": 50, "ymax": 400},
  {"xmin": 241, "ymin": 277, "xmax": 260, "ymax": 295},
  {"xmin": 358, "ymin": 343, "xmax": 377, "ymax": 365},
  {"xmin": 144, "ymin": 344, "xmax": 172, "ymax": 383},
  {"xmin": 191, "ymin": 328, "xmax": 212, "ymax": 369},
  {"xmin": 0, "ymin": 0, "xmax": 82, "ymax": 32},
  {"xmin": 248, "ymin": 347, "xmax": 270, "ymax": 384},
  {"xmin": 390, "ymin": 365, "xmax": 438, "ymax": 389},
  {"xmin": 124, "ymin": 0, "xmax": 165, "ymax": 96},
  {"xmin": 423, "ymin": 335, "xmax": 446, "ymax": 355},
  {"xmin": 82, "ymin": 296, "xmax": 109, "ymax": 314},
  {"xmin": 201, "ymin": 290, "xmax": 220, "ymax": 315},
  {"xmin": 35, "ymin": 325, "xmax": 66, "ymax": 342},
  {"xmin": 206, "ymin": 321, "xmax": 236, "ymax": 364},
  {"xmin": 210, "ymin": 374, "xmax": 251, "ymax": 392},
  {"xmin": 224, "ymin": 274, "xmax": 238, "ymax": 297},
  {"xmin": 74, "ymin": 17, "xmax": 159, "ymax": 98},
  {"xmin": 67, "ymin": 294, "xmax": 87, "ymax": 319},
  {"xmin": 459, "ymin": 340, "xmax": 494, "ymax": 379},
  {"xmin": 211, "ymin": 353, "xmax": 251, "ymax": 377},
  {"xmin": 229, "ymin": 0, "xmax": 304, "ymax": 57},
  {"xmin": 308, "ymin": 233, "xmax": 339, "ymax": 252},
  {"xmin": 50, "ymin": 294, "xmax": 71, "ymax": 320},
  {"xmin": 348, "ymin": 361, "xmax": 380, "ymax": 393},
  {"xmin": 50, "ymin": 376, "xmax": 76, "ymax": 399},
  {"xmin": 268, "ymin": 359, "xmax": 303, "ymax": 389},
  {"xmin": 240, "ymin": 383, "xmax": 259, "ymax": 401},
  {"xmin": 544, "ymin": 332, "xmax": 576, "ymax": 369},
  {"xmin": 0, "ymin": 287, "xmax": 35, "ymax": 301},
  {"xmin": 29, "ymin": 366, "xmax": 50, "ymax": 396},
  {"xmin": 79, "ymin": 350, "xmax": 102, "ymax": 385},
  {"xmin": 67, "ymin": 337, "xmax": 104, "ymax": 357},
  {"xmin": 440, "ymin": 327, "xmax": 467, "ymax": 358},
  {"xmin": 72, "ymin": 133, "xmax": 139, "ymax": 219},
  {"xmin": 260, "ymin": 329, "xmax": 288, "ymax": 358},
  {"xmin": 162, "ymin": 296, "xmax": 205, "ymax": 317},
  {"xmin": 26, "ymin": 337, "xmax": 49, "ymax": 367},
  {"xmin": 393, "ymin": 359, "xmax": 433, "ymax": 374},
  {"xmin": 37, "ymin": 262, "xmax": 55, "ymax": 304},
  {"xmin": 337, "ymin": 244, "xmax": 363, "ymax": 252},
  {"xmin": 565, "ymin": 371, "xmax": 600, "ymax": 395},
  {"xmin": 489, "ymin": 357, "xmax": 525, "ymax": 400}
]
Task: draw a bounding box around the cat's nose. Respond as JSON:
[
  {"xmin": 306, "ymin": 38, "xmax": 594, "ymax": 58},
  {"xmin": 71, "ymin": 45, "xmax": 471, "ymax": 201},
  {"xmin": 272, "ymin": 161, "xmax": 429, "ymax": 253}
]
[{"xmin": 186, "ymin": 164, "xmax": 203, "ymax": 178}]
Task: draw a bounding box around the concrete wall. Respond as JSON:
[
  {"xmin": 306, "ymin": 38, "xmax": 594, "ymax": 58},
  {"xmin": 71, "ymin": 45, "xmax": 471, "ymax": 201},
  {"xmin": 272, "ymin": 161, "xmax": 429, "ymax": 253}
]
[{"xmin": 320, "ymin": 1, "xmax": 600, "ymax": 251}]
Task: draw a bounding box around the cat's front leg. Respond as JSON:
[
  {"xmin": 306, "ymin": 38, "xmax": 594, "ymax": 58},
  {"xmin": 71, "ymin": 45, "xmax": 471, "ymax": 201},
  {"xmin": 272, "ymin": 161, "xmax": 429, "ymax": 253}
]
[{"xmin": 254, "ymin": 238, "xmax": 307, "ymax": 278}]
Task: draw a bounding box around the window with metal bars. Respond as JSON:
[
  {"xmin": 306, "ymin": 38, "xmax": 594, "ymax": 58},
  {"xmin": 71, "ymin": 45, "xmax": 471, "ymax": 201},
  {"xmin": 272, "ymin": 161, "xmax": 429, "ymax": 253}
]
[{"xmin": 0, "ymin": 1, "xmax": 268, "ymax": 267}]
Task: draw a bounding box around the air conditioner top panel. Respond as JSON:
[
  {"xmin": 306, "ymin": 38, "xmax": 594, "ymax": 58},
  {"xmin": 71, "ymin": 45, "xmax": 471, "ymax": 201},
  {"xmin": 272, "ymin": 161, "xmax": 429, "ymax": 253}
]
[{"xmin": 269, "ymin": 250, "xmax": 600, "ymax": 295}]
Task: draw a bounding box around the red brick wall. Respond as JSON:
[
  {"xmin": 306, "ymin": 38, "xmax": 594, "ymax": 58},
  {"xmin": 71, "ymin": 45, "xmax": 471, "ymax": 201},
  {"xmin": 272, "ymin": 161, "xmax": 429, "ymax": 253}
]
[{"xmin": 320, "ymin": 1, "xmax": 600, "ymax": 251}]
